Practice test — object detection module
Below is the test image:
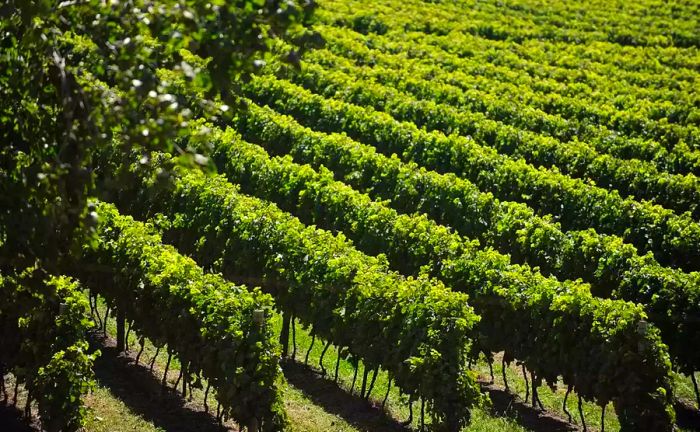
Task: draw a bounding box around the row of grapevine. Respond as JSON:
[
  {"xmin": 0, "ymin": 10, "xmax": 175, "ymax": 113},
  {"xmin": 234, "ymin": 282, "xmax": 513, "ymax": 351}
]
[
  {"xmin": 103, "ymin": 160, "xmax": 487, "ymax": 429},
  {"xmin": 303, "ymin": 42, "xmax": 647, "ymax": 154},
  {"xmin": 0, "ymin": 268, "xmax": 96, "ymax": 432},
  {"xmin": 383, "ymin": 4, "xmax": 700, "ymax": 75},
  {"xmin": 319, "ymin": 0, "xmax": 700, "ymax": 96},
  {"xmin": 341, "ymin": 0, "xmax": 700, "ymax": 49},
  {"xmin": 224, "ymin": 113, "xmax": 700, "ymax": 376},
  {"xmin": 302, "ymin": 38, "xmax": 700, "ymax": 177},
  {"xmin": 245, "ymin": 76, "xmax": 700, "ymax": 272},
  {"xmin": 283, "ymin": 57, "xmax": 700, "ymax": 218},
  {"xmin": 391, "ymin": 27, "xmax": 700, "ymax": 134},
  {"xmin": 81, "ymin": 202, "xmax": 288, "ymax": 430},
  {"xmin": 207, "ymin": 126, "xmax": 681, "ymax": 429},
  {"xmin": 365, "ymin": 15, "xmax": 699, "ymax": 91},
  {"xmin": 317, "ymin": 21, "xmax": 697, "ymax": 107},
  {"xmin": 314, "ymin": 22, "xmax": 699, "ymax": 136}
]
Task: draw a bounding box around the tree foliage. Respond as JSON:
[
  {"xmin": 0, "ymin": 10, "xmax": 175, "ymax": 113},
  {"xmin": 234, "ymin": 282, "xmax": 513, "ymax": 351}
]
[
  {"xmin": 0, "ymin": 0, "xmax": 315, "ymax": 270},
  {"xmin": 0, "ymin": 0, "xmax": 314, "ymax": 428}
]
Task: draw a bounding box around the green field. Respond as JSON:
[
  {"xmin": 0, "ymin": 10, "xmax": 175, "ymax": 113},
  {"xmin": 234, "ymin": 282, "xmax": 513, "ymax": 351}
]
[{"xmin": 1, "ymin": 0, "xmax": 699, "ymax": 431}]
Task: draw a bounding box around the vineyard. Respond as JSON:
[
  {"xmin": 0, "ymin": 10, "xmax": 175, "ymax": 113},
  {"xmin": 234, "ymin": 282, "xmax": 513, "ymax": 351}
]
[{"xmin": 0, "ymin": 0, "xmax": 699, "ymax": 431}]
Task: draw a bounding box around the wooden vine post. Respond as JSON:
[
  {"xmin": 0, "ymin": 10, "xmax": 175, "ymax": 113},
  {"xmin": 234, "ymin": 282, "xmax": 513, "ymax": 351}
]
[
  {"xmin": 116, "ymin": 309, "xmax": 126, "ymax": 352},
  {"xmin": 280, "ymin": 311, "xmax": 291, "ymax": 358},
  {"xmin": 249, "ymin": 309, "xmax": 266, "ymax": 432},
  {"xmin": 247, "ymin": 417, "xmax": 259, "ymax": 432}
]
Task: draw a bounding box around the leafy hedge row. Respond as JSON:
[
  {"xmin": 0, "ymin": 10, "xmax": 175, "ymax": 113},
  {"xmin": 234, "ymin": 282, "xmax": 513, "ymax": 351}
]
[
  {"xmin": 245, "ymin": 76, "xmax": 700, "ymax": 272},
  {"xmin": 314, "ymin": 22, "xmax": 699, "ymax": 141},
  {"xmin": 82, "ymin": 202, "xmax": 288, "ymax": 430},
  {"xmin": 303, "ymin": 43, "xmax": 634, "ymax": 153},
  {"xmin": 0, "ymin": 268, "xmax": 96, "ymax": 432},
  {"xmin": 320, "ymin": 0, "xmax": 700, "ymax": 49},
  {"xmin": 382, "ymin": 6, "xmax": 699, "ymax": 75},
  {"xmin": 209, "ymin": 126, "xmax": 678, "ymax": 430},
  {"xmin": 285, "ymin": 58, "xmax": 700, "ymax": 219},
  {"xmin": 347, "ymin": 11, "xmax": 699, "ymax": 92},
  {"xmin": 303, "ymin": 36, "xmax": 700, "ymax": 177},
  {"xmin": 386, "ymin": 28, "xmax": 700, "ymax": 144},
  {"xmin": 108, "ymin": 163, "xmax": 487, "ymax": 429},
  {"xmin": 234, "ymin": 102, "xmax": 700, "ymax": 375},
  {"xmin": 319, "ymin": 0, "xmax": 700, "ymax": 95}
]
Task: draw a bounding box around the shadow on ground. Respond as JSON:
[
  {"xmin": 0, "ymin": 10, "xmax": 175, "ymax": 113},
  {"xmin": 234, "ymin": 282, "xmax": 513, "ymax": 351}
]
[
  {"xmin": 480, "ymin": 381, "xmax": 579, "ymax": 432},
  {"xmin": 675, "ymin": 400, "xmax": 700, "ymax": 431},
  {"xmin": 2, "ymin": 335, "xmax": 611, "ymax": 432},
  {"xmin": 283, "ymin": 359, "xmax": 583, "ymax": 432},
  {"xmin": 90, "ymin": 335, "xmax": 229, "ymax": 432},
  {"xmin": 0, "ymin": 404, "xmax": 35, "ymax": 432},
  {"xmin": 282, "ymin": 359, "xmax": 409, "ymax": 432}
]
